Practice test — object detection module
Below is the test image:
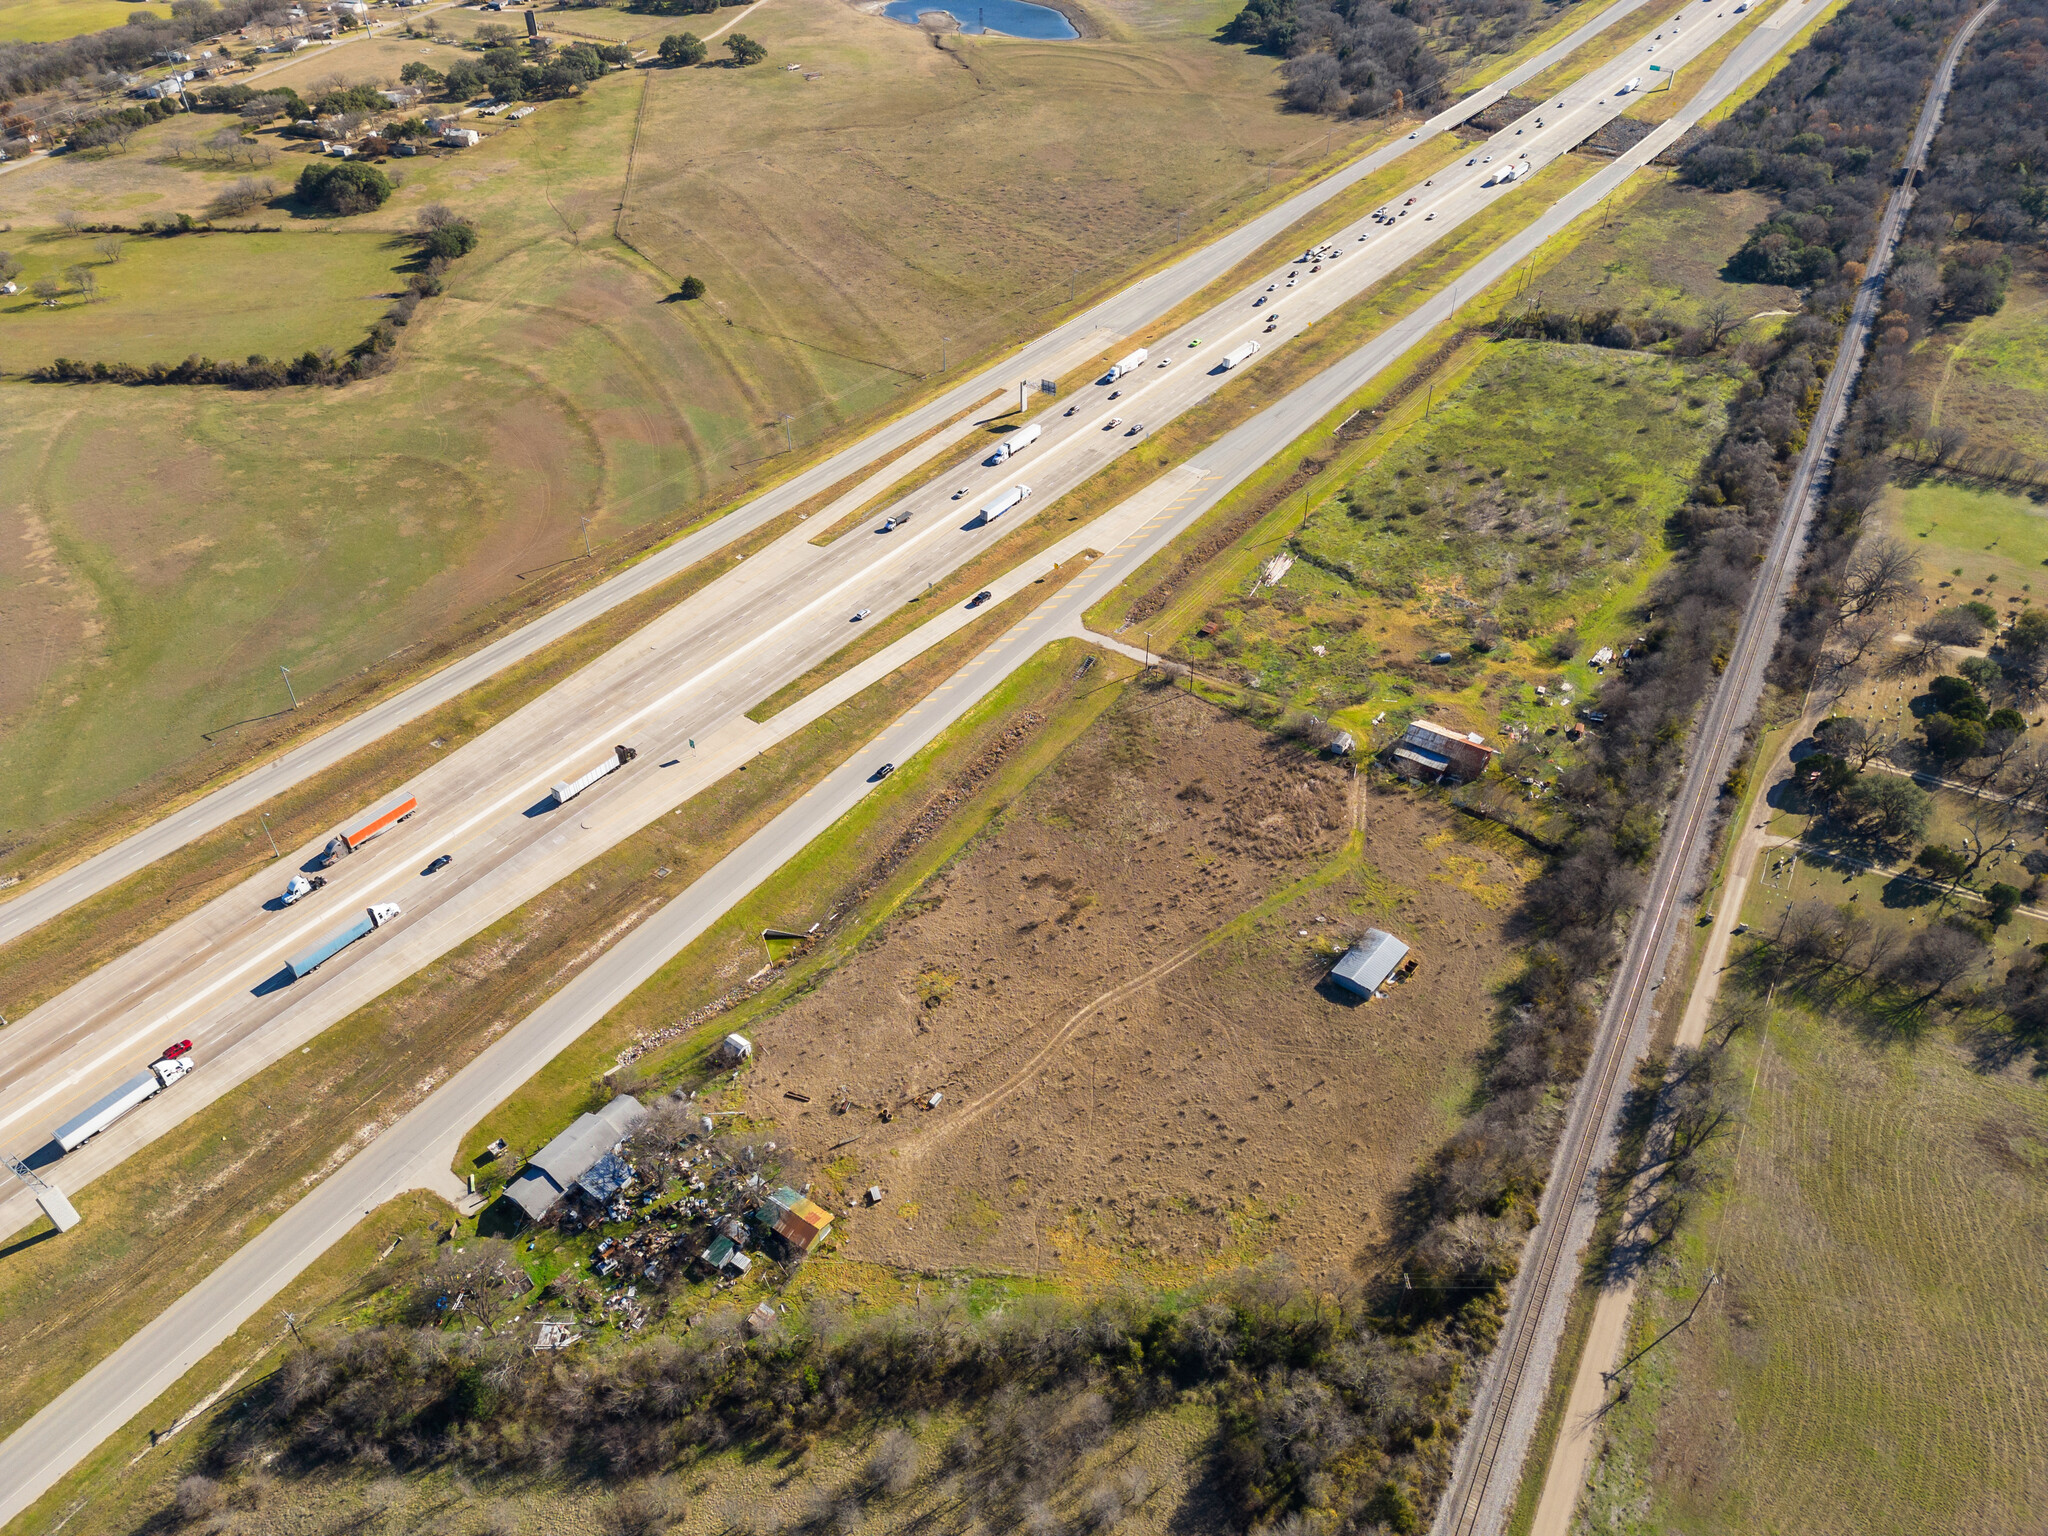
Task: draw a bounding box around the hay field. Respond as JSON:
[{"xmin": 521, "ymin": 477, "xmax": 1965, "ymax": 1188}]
[
  {"xmin": 0, "ymin": 0, "xmax": 162, "ymax": 41},
  {"xmin": 1576, "ymin": 1002, "xmax": 2048, "ymax": 1536}
]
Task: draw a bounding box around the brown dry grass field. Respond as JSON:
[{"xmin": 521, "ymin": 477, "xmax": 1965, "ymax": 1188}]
[{"xmin": 738, "ymin": 679, "xmax": 1529, "ymax": 1284}]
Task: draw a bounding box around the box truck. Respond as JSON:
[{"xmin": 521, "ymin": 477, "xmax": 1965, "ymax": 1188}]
[
  {"xmin": 979, "ymin": 485, "xmax": 1031, "ymax": 522},
  {"xmin": 1105, "ymin": 348, "xmax": 1148, "ymax": 381},
  {"xmin": 991, "ymin": 421, "xmax": 1041, "ymax": 462},
  {"xmin": 286, "ymin": 903, "xmax": 402, "ymax": 981},
  {"xmin": 55, "ymin": 1054, "xmax": 193, "ymax": 1154},
  {"xmin": 550, "ymin": 744, "xmax": 639, "ymax": 808},
  {"xmin": 1616, "ymin": 75, "xmax": 1641, "ymax": 94},
  {"xmin": 318, "ymin": 794, "xmax": 418, "ymax": 865},
  {"xmin": 1220, "ymin": 341, "xmax": 1261, "ymax": 370}
]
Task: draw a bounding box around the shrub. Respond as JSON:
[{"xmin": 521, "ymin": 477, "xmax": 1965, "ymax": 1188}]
[
  {"xmin": 203, "ymin": 175, "xmax": 276, "ymax": 220},
  {"xmin": 420, "ymin": 219, "xmax": 479, "ymax": 260},
  {"xmin": 295, "ymin": 159, "xmax": 393, "ymax": 216}
]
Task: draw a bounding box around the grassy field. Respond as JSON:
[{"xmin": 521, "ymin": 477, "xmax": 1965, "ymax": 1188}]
[
  {"xmin": 0, "ymin": 229, "xmax": 407, "ymax": 360},
  {"xmin": 0, "ymin": 0, "xmax": 162, "ymax": 41},
  {"xmin": 1169, "ymin": 340, "xmax": 1735, "ymax": 747},
  {"xmin": 1575, "ymin": 996, "xmax": 2048, "ymax": 1536},
  {"xmin": 1919, "ymin": 266, "xmax": 2048, "ymax": 467},
  {"xmin": 1877, "ymin": 479, "xmax": 2045, "ymax": 614},
  {"xmin": 1512, "ymin": 174, "xmax": 1803, "ymax": 330}
]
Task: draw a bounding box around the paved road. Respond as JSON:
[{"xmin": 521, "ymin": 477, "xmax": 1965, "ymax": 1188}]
[
  {"xmin": 0, "ymin": 0, "xmax": 1667, "ymax": 955},
  {"xmin": 0, "ymin": 0, "xmax": 1748, "ymax": 1234},
  {"xmin": 0, "ymin": 4, "xmax": 1861, "ymax": 1514},
  {"xmin": 1434, "ymin": 6, "xmax": 2002, "ymax": 1533}
]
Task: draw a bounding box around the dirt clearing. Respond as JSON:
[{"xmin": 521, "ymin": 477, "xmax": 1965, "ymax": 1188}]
[{"xmin": 743, "ymin": 678, "xmax": 1529, "ymax": 1284}]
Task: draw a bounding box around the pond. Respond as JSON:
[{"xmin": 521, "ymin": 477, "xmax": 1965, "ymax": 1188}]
[{"xmin": 881, "ymin": 0, "xmax": 1079, "ymax": 39}]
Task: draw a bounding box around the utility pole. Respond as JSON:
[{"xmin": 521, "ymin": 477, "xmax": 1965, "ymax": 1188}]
[
  {"xmin": 1145, "ymin": 631, "xmax": 1152, "ymax": 668},
  {"xmin": 580, "ymin": 517, "xmax": 593, "ymax": 558},
  {"xmin": 282, "ymin": 1310, "xmax": 305, "ymax": 1347},
  {"xmin": 279, "ymin": 665, "xmax": 297, "ymax": 709},
  {"xmin": 780, "ymin": 413, "xmax": 795, "ymax": 452},
  {"xmin": 260, "ymin": 811, "xmax": 280, "ymax": 859},
  {"xmin": 1018, "ymin": 378, "xmax": 1028, "ymax": 414},
  {"xmin": 941, "ymin": 336, "xmax": 950, "ymax": 371}
]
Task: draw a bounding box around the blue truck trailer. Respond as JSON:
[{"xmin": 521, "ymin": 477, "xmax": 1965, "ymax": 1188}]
[{"xmin": 286, "ymin": 902, "xmax": 402, "ymax": 981}]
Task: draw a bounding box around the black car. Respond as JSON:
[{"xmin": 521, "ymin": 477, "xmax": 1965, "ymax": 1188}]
[
  {"xmin": 424, "ymin": 854, "xmax": 453, "ymax": 875},
  {"xmin": 874, "ymin": 762, "xmax": 896, "ymax": 781},
  {"xmin": 966, "ymin": 590, "xmax": 994, "ymax": 609}
]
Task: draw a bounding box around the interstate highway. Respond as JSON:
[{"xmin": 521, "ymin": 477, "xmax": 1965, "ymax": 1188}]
[
  {"xmin": 0, "ymin": 0, "xmax": 1674, "ymax": 955},
  {"xmin": 0, "ymin": 0, "xmax": 1809, "ymax": 1231}
]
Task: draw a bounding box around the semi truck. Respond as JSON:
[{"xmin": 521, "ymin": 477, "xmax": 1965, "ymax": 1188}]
[
  {"xmin": 1220, "ymin": 340, "xmax": 1261, "ymax": 370},
  {"xmin": 979, "ymin": 484, "xmax": 1031, "ymax": 523},
  {"xmin": 1490, "ymin": 161, "xmax": 1527, "ymax": 185},
  {"xmin": 54, "ymin": 1054, "xmax": 193, "ymax": 1154},
  {"xmin": 991, "ymin": 421, "xmax": 1042, "ymax": 462},
  {"xmin": 317, "ymin": 794, "xmax": 418, "ymax": 866},
  {"xmin": 279, "ymin": 873, "xmax": 326, "ymax": 906},
  {"xmin": 1105, "ymin": 348, "xmax": 1148, "ymax": 381},
  {"xmin": 550, "ymin": 744, "xmax": 639, "ymax": 807},
  {"xmin": 286, "ymin": 903, "xmax": 402, "ymax": 981}
]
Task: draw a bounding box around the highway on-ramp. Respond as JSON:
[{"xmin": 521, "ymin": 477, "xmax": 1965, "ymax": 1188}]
[
  {"xmin": 0, "ymin": 0, "xmax": 1677, "ymax": 956},
  {"xmin": 0, "ymin": 3, "xmax": 1839, "ymax": 1517}
]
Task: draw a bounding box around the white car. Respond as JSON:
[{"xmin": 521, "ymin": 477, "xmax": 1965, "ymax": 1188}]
[
  {"xmin": 851, "ymin": 608, "xmax": 871, "ymax": 621},
  {"xmin": 1104, "ymin": 417, "xmax": 1121, "ymax": 430}
]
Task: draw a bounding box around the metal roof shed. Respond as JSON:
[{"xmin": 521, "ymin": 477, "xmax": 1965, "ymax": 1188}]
[{"xmin": 1329, "ymin": 930, "xmax": 1410, "ymax": 999}]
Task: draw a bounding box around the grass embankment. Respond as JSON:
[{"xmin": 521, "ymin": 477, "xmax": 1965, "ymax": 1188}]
[
  {"xmin": 1578, "ymin": 996, "xmax": 2048, "ymax": 1536},
  {"xmin": 0, "ymin": 606, "xmax": 1115, "ymax": 1445}
]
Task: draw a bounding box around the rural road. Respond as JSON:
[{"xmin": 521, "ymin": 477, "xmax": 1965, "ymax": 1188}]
[
  {"xmin": 0, "ymin": 4, "xmax": 1844, "ymax": 1510},
  {"xmin": 0, "ymin": 0, "xmax": 1767, "ymax": 1235},
  {"xmin": 1436, "ymin": 6, "xmax": 2003, "ymax": 1533},
  {"xmin": 0, "ymin": 0, "xmax": 1675, "ymax": 955}
]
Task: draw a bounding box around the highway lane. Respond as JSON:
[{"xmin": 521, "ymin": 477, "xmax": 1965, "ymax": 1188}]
[
  {"xmin": 0, "ymin": 0, "xmax": 1842, "ymax": 1511},
  {"xmin": 1430, "ymin": 6, "xmax": 2000, "ymax": 1533},
  {"xmin": 0, "ymin": 0, "xmax": 1672, "ymax": 954},
  {"xmin": 0, "ymin": 0, "xmax": 1765, "ymax": 1214}
]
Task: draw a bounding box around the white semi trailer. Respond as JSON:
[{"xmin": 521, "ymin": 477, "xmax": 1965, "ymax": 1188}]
[
  {"xmin": 54, "ymin": 1055, "xmax": 193, "ymax": 1154},
  {"xmin": 992, "ymin": 422, "xmax": 1042, "ymax": 461},
  {"xmin": 979, "ymin": 484, "xmax": 1032, "ymax": 522},
  {"xmin": 1105, "ymin": 348, "xmax": 1148, "ymax": 381},
  {"xmin": 1220, "ymin": 340, "xmax": 1261, "ymax": 370},
  {"xmin": 550, "ymin": 744, "xmax": 639, "ymax": 807}
]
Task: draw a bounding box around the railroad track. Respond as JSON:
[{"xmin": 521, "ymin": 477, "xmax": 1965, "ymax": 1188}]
[{"xmin": 1430, "ymin": 5, "xmax": 2003, "ymax": 1530}]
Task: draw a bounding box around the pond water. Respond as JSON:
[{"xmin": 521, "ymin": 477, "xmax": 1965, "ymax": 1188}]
[{"xmin": 881, "ymin": 0, "xmax": 1079, "ymax": 38}]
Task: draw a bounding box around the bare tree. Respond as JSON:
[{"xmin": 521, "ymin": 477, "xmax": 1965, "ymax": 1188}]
[
  {"xmin": 415, "ymin": 202, "xmax": 459, "ymax": 231},
  {"xmin": 31, "ymin": 275, "xmax": 61, "ymax": 307},
  {"xmin": 92, "ymin": 235, "xmax": 123, "ymax": 262},
  {"xmin": 1838, "ymin": 536, "xmax": 1920, "ymax": 620},
  {"xmin": 1884, "ymin": 922, "xmax": 1987, "ymax": 1004},
  {"xmin": 57, "ymin": 206, "xmax": 84, "ymax": 232},
  {"xmin": 1895, "ymin": 608, "xmax": 1985, "ymax": 674},
  {"xmin": 420, "ymin": 1238, "xmax": 528, "ymax": 1333},
  {"xmin": 1701, "ymin": 296, "xmax": 1739, "ymax": 349},
  {"xmin": 64, "ymin": 263, "xmax": 95, "ymax": 301}
]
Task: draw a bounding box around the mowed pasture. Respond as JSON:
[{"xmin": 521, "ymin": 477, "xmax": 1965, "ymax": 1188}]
[
  {"xmin": 1579, "ymin": 1002, "xmax": 2048, "ymax": 1536},
  {"xmin": 0, "ymin": 0, "xmax": 1342, "ymax": 836},
  {"xmin": 0, "ymin": 0, "xmax": 163, "ymax": 41},
  {"xmin": 1879, "ymin": 479, "xmax": 2046, "ymax": 615},
  {"xmin": 0, "ymin": 229, "xmax": 406, "ymax": 361}
]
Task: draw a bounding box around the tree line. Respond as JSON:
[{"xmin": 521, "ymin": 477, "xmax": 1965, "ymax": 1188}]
[{"xmin": 191, "ymin": 1269, "xmax": 1464, "ymax": 1535}]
